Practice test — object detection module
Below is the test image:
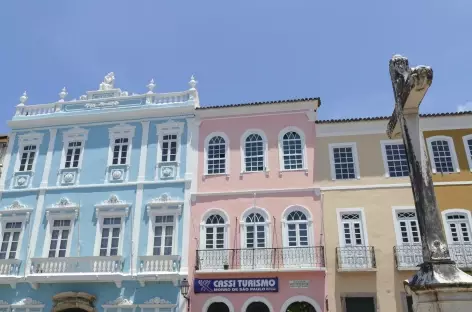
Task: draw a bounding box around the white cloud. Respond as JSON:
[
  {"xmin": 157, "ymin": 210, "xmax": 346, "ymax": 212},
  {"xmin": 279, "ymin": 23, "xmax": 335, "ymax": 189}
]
[{"xmin": 457, "ymin": 101, "xmax": 472, "ymax": 112}]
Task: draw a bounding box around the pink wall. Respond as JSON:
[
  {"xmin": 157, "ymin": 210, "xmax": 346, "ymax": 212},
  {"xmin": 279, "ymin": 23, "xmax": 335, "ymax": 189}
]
[{"xmin": 197, "ymin": 112, "xmax": 316, "ymax": 192}]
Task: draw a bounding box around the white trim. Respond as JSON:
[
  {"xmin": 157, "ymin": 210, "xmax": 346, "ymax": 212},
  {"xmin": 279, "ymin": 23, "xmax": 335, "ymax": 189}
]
[
  {"xmin": 240, "ymin": 129, "xmax": 269, "ymax": 174},
  {"xmin": 204, "ymin": 132, "xmax": 230, "ymax": 175},
  {"xmin": 0, "ymin": 132, "xmax": 16, "ymax": 190},
  {"xmin": 425, "ymin": 135, "xmax": 460, "ymax": 174},
  {"xmin": 280, "ymin": 296, "xmax": 322, "ymax": 312},
  {"xmin": 60, "ymin": 127, "xmax": 88, "ymax": 169},
  {"xmin": 138, "ymin": 296, "xmax": 176, "ymax": 310},
  {"xmin": 0, "ymin": 214, "xmax": 28, "ymax": 261},
  {"xmin": 441, "ymin": 209, "xmax": 472, "ymax": 244},
  {"xmin": 462, "ymin": 134, "xmax": 472, "ymax": 172},
  {"xmin": 199, "ymin": 208, "xmax": 230, "ymax": 250},
  {"xmin": 13, "ymin": 132, "xmax": 44, "ymax": 182},
  {"xmin": 156, "ymin": 120, "xmax": 184, "ymax": 180},
  {"xmin": 281, "ymin": 205, "xmax": 314, "ymax": 248},
  {"xmin": 391, "ymin": 206, "xmax": 418, "ymax": 246},
  {"xmin": 25, "ymin": 190, "xmax": 45, "ymax": 276},
  {"xmin": 42, "ymin": 217, "xmax": 76, "ymax": 258},
  {"xmin": 192, "ymin": 186, "xmax": 317, "ymax": 199},
  {"xmin": 131, "ymin": 185, "xmax": 144, "ymax": 275},
  {"xmin": 380, "ymin": 139, "xmax": 408, "ymax": 178},
  {"xmin": 201, "ymin": 296, "xmax": 235, "ymax": 312},
  {"xmin": 138, "ymin": 121, "xmax": 150, "ymax": 181},
  {"xmin": 278, "ymin": 126, "xmax": 308, "ymax": 172},
  {"xmin": 106, "ymin": 123, "xmax": 136, "ymax": 183},
  {"xmin": 40, "ymin": 129, "xmax": 57, "ymax": 188},
  {"xmin": 336, "ymin": 208, "xmax": 369, "ymax": 246},
  {"xmin": 328, "ymin": 142, "xmax": 360, "ymax": 180},
  {"xmin": 240, "ymin": 206, "xmax": 271, "ymax": 249},
  {"xmin": 240, "ymin": 296, "xmax": 274, "ymax": 312}
]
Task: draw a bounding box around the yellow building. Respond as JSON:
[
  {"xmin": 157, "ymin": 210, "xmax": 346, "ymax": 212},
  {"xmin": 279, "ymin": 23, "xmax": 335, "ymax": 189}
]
[
  {"xmin": 315, "ymin": 112, "xmax": 472, "ymax": 312},
  {"xmin": 0, "ymin": 135, "xmax": 7, "ymax": 178}
]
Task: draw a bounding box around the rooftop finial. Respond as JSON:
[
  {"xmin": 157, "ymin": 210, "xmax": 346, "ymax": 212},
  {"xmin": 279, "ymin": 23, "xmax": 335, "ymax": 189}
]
[
  {"xmin": 146, "ymin": 79, "xmax": 156, "ymax": 94},
  {"xmin": 99, "ymin": 72, "xmax": 115, "ymax": 91},
  {"xmin": 18, "ymin": 91, "xmax": 28, "ymax": 106},
  {"xmin": 58, "ymin": 87, "xmax": 68, "ymax": 102},
  {"xmin": 189, "ymin": 74, "xmax": 197, "ymax": 90}
]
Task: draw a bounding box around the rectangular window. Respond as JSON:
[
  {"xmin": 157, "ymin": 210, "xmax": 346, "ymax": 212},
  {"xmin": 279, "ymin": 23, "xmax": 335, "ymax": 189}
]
[
  {"xmin": 100, "ymin": 217, "xmax": 121, "ymax": 256},
  {"xmin": 161, "ymin": 134, "xmax": 177, "ymax": 162},
  {"xmin": 331, "ymin": 144, "xmax": 358, "ymax": 180},
  {"xmin": 341, "ymin": 213, "xmax": 364, "ymax": 246},
  {"xmin": 64, "ymin": 141, "xmax": 82, "ymax": 168},
  {"xmin": 153, "ymin": 215, "xmax": 174, "ymax": 256},
  {"xmin": 48, "ymin": 219, "xmax": 71, "ymax": 258},
  {"xmin": 0, "ymin": 222, "xmax": 22, "ymax": 259},
  {"xmin": 384, "ymin": 143, "xmax": 409, "ymax": 177},
  {"xmin": 430, "ymin": 140, "xmax": 455, "ymax": 173},
  {"xmin": 397, "ymin": 211, "xmax": 420, "ymax": 244},
  {"xmin": 112, "ymin": 138, "xmax": 129, "ymax": 165},
  {"xmin": 19, "ymin": 145, "xmax": 36, "ymax": 172}
]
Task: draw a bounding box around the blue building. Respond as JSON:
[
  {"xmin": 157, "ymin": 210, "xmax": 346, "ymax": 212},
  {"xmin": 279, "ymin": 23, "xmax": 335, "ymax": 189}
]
[{"xmin": 0, "ymin": 73, "xmax": 199, "ymax": 312}]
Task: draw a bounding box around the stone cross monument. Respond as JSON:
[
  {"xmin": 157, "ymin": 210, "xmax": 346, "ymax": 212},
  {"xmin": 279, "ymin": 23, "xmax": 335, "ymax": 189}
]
[{"xmin": 387, "ymin": 55, "xmax": 472, "ymax": 311}]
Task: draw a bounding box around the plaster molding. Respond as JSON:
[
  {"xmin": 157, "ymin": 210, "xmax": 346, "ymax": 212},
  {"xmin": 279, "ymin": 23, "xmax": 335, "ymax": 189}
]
[
  {"xmin": 192, "ymin": 186, "xmax": 318, "ymax": 198},
  {"xmin": 46, "ymin": 197, "xmax": 80, "ymax": 219},
  {"xmin": 95, "ymin": 194, "xmax": 130, "ymax": 216},
  {"xmin": 40, "ymin": 128, "xmax": 57, "ymax": 188},
  {"xmin": 143, "ymin": 297, "xmax": 172, "ymax": 305},
  {"xmin": 146, "ymin": 193, "xmax": 183, "ymax": 214},
  {"xmin": 102, "ymin": 296, "xmax": 135, "ymax": 307},
  {"xmin": 131, "ymin": 185, "xmax": 144, "ymax": 275},
  {"xmin": 12, "ymin": 297, "xmax": 44, "ymax": 306}
]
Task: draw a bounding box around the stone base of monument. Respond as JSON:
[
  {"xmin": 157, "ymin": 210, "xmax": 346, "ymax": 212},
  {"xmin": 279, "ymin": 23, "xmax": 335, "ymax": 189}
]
[{"xmin": 405, "ymin": 262, "xmax": 472, "ymax": 312}]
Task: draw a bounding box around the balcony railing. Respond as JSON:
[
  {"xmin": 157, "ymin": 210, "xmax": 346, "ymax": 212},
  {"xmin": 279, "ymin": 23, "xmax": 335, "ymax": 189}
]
[
  {"xmin": 0, "ymin": 259, "xmax": 21, "ymax": 276},
  {"xmin": 30, "ymin": 256, "xmax": 124, "ymax": 274},
  {"xmin": 195, "ymin": 246, "xmax": 325, "ymax": 271},
  {"xmin": 395, "ymin": 244, "xmax": 472, "ymax": 269},
  {"xmin": 139, "ymin": 255, "xmax": 181, "ymax": 273},
  {"xmin": 336, "ymin": 246, "xmax": 376, "ymax": 270}
]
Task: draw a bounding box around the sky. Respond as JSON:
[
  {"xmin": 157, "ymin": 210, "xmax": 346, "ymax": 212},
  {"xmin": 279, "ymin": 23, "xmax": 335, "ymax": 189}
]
[{"xmin": 0, "ymin": 0, "xmax": 471, "ymax": 133}]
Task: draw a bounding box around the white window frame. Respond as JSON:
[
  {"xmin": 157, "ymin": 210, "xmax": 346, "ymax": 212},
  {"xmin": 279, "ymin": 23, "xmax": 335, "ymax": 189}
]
[
  {"xmin": 336, "ymin": 208, "xmax": 368, "ymax": 247},
  {"xmin": 156, "ymin": 121, "xmax": 184, "ymax": 165},
  {"xmin": 14, "ymin": 132, "xmax": 44, "ymax": 174},
  {"xmin": 42, "ymin": 199, "xmax": 79, "ymax": 258},
  {"xmin": 146, "ymin": 194, "xmax": 183, "ymax": 256},
  {"xmin": 329, "ymin": 142, "xmax": 360, "ymax": 180},
  {"xmin": 240, "ymin": 207, "xmax": 271, "ymax": 249},
  {"xmin": 0, "ymin": 201, "xmax": 32, "ymax": 261},
  {"xmin": 204, "ymin": 132, "xmax": 230, "ymax": 176},
  {"xmin": 94, "ymin": 195, "xmax": 130, "ymax": 257},
  {"xmin": 278, "ymin": 126, "xmax": 308, "ymax": 172},
  {"xmin": 441, "ymin": 209, "xmax": 472, "ymax": 245},
  {"xmin": 380, "ymin": 139, "xmax": 409, "ymax": 178},
  {"xmin": 426, "ymin": 135, "xmax": 460, "ymax": 174},
  {"xmin": 138, "ymin": 297, "xmax": 176, "ymax": 312},
  {"xmin": 281, "ymin": 205, "xmax": 313, "ymax": 248},
  {"xmin": 108, "ymin": 124, "xmax": 136, "ymax": 167},
  {"xmin": 462, "ymin": 134, "xmax": 472, "ymax": 172},
  {"xmin": 60, "ymin": 128, "xmax": 88, "ymax": 170},
  {"xmin": 391, "ymin": 206, "xmax": 421, "ymax": 246},
  {"xmin": 199, "ymin": 208, "xmax": 230, "ymax": 250},
  {"xmin": 240, "ymin": 129, "xmax": 269, "ymax": 174},
  {"xmin": 0, "ymin": 218, "xmax": 28, "ymax": 261}
]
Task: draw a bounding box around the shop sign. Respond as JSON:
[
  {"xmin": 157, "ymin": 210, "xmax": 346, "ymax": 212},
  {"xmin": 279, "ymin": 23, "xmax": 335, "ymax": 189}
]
[
  {"xmin": 289, "ymin": 280, "xmax": 310, "ymax": 288},
  {"xmin": 194, "ymin": 277, "xmax": 278, "ymax": 293}
]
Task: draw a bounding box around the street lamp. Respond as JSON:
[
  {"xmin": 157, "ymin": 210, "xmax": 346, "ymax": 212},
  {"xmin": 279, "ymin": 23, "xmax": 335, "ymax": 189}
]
[{"xmin": 179, "ymin": 278, "xmax": 190, "ymax": 311}]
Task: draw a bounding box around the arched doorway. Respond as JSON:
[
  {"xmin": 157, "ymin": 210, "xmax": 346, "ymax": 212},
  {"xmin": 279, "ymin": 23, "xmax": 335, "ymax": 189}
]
[
  {"xmin": 208, "ymin": 302, "xmax": 230, "ymax": 312},
  {"xmin": 52, "ymin": 292, "xmax": 96, "ymax": 312},
  {"xmin": 61, "ymin": 309, "xmax": 89, "ymax": 312},
  {"xmin": 246, "ymin": 302, "xmax": 270, "ymax": 312},
  {"xmin": 285, "ymin": 302, "xmax": 316, "ymax": 312}
]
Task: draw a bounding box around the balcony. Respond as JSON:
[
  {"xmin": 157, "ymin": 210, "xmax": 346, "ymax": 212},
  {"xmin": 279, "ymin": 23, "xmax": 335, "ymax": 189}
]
[
  {"xmin": 137, "ymin": 255, "xmax": 181, "ymax": 286},
  {"xmin": 0, "ymin": 259, "xmax": 21, "ymax": 276},
  {"xmin": 395, "ymin": 244, "xmax": 472, "ymax": 270},
  {"xmin": 28, "ymin": 256, "xmax": 124, "ymax": 287},
  {"xmin": 336, "ymin": 246, "xmax": 376, "ymax": 271},
  {"xmin": 195, "ymin": 246, "xmax": 325, "ymax": 273}
]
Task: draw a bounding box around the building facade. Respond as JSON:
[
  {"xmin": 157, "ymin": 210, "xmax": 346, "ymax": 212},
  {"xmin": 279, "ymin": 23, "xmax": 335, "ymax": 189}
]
[
  {"xmin": 189, "ymin": 99, "xmax": 325, "ymax": 312},
  {"xmin": 316, "ymin": 112, "xmax": 472, "ymax": 312},
  {"xmin": 0, "ymin": 136, "xmax": 7, "ymax": 178},
  {"xmin": 0, "ymin": 74, "xmax": 199, "ymax": 312}
]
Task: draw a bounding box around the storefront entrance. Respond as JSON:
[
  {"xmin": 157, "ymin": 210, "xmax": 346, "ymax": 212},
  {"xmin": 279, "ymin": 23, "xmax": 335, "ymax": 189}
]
[
  {"xmin": 246, "ymin": 302, "xmax": 270, "ymax": 312},
  {"xmin": 207, "ymin": 302, "xmax": 230, "ymax": 312},
  {"xmin": 286, "ymin": 302, "xmax": 317, "ymax": 312}
]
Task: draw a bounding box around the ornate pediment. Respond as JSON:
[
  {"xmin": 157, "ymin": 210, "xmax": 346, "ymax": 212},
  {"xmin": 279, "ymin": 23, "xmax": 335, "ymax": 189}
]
[
  {"xmin": 5, "ymin": 200, "xmax": 28, "ymax": 210},
  {"xmin": 143, "ymin": 297, "xmax": 172, "ymax": 305},
  {"xmin": 46, "ymin": 198, "xmax": 79, "ymax": 218},
  {"xmin": 95, "ymin": 194, "xmax": 130, "ymax": 217},
  {"xmin": 12, "ymin": 298, "xmax": 44, "ymax": 306},
  {"xmin": 1, "ymin": 201, "xmax": 33, "ymax": 221},
  {"xmin": 147, "ymin": 193, "xmax": 183, "ymax": 214},
  {"xmin": 104, "ymin": 297, "xmax": 133, "ymax": 306}
]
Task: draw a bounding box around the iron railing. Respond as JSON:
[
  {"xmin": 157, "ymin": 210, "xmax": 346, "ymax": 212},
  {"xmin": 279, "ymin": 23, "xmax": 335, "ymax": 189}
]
[
  {"xmin": 336, "ymin": 246, "xmax": 376, "ymax": 270},
  {"xmin": 395, "ymin": 244, "xmax": 472, "ymax": 269},
  {"xmin": 195, "ymin": 246, "xmax": 325, "ymax": 271}
]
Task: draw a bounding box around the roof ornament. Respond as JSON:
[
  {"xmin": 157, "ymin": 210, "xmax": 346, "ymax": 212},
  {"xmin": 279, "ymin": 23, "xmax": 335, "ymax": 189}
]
[
  {"xmin": 18, "ymin": 91, "xmax": 28, "ymax": 106},
  {"xmin": 189, "ymin": 75, "xmax": 197, "ymax": 90},
  {"xmin": 146, "ymin": 79, "xmax": 156, "ymax": 94},
  {"xmin": 58, "ymin": 87, "xmax": 68, "ymax": 102},
  {"xmin": 99, "ymin": 72, "xmax": 115, "ymax": 91}
]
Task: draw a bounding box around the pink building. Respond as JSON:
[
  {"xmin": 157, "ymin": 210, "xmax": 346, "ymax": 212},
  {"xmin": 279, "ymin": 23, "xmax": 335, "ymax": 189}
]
[{"xmin": 189, "ymin": 98, "xmax": 325, "ymax": 312}]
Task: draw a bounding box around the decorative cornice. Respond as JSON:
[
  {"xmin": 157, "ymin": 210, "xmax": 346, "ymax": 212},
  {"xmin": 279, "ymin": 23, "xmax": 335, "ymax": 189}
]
[
  {"xmin": 95, "ymin": 194, "xmax": 130, "ymax": 216},
  {"xmin": 147, "ymin": 193, "xmax": 183, "ymax": 213},
  {"xmin": 12, "ymin": 298, "xmax": 44, "ymax": 306},
  {"xmin": 143, "ymin": 297, "xmax": 172, "ymax": 305},
  {"xmin": 4, "ymin": 200, "xmax": 28, "ymax": 210},
  {"xmin": 46, "ymin": 197, "xmax": 79, "ymax": 218},
  {"xmin": 103, "ymin": 296, "xmax": 134, "ymax": 306}
]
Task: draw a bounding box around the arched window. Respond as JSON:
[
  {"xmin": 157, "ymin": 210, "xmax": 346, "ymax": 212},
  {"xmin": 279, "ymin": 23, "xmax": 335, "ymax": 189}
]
[
  {"xmin": 243, "ymin": 133, "xmax": 265, "ymax": 172},
  {"xmin": 207, "ymin": 136, "xmax": 227, "ymax": 174},
  {"xmin": 244, "ymin": 213, "xmax": 267, "ymax": 248},
  {"xmin": 240, "ymin": 209, "xmax": 271, "ymax": 269},
  {"xmin": 426, "ymin": 136, "xmax": 459, "ymax": 173},
  {"xmin": 286, "ymin": 211, "xmax": 309, "ymax": 247},
  {"xmin": 281, "ymin": 131, "xmax": 304, "ymax": 170},
  {"xmin": 205, "ymin": 214, "xmax": 226, "ymax": 249}
]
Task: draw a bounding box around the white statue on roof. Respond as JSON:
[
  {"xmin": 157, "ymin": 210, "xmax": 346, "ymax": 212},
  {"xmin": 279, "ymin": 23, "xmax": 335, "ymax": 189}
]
[{"xmin": 99, "ymin": 72, "xmax": 115, "ymax": 90}]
